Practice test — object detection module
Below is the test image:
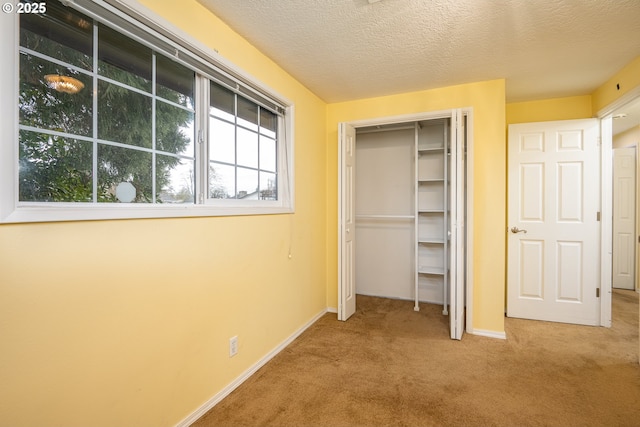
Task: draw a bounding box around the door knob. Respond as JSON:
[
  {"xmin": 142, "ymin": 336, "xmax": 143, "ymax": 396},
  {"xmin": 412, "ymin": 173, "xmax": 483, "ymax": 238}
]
[{"xmin": 510, "ymin": 226, "xmax": 527, "ymax": 234}]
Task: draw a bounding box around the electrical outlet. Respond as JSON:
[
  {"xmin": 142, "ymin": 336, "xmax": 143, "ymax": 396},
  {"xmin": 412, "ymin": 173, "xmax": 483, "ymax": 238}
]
[{"xmin": 229, "ymin": 336, "xmax": 238, "ymax": 357}]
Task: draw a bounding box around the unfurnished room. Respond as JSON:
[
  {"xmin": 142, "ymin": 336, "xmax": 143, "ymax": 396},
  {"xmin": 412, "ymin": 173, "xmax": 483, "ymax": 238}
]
[{"xmin": 1, "ymin": 1, "xmax": 639, "ymax": 426}]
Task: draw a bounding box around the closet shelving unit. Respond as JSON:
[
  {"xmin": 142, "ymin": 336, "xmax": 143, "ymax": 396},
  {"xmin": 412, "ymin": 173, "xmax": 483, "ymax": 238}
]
[{"xmin": 414, "ymin": 120, "xmax": 449, "ymax": 315}]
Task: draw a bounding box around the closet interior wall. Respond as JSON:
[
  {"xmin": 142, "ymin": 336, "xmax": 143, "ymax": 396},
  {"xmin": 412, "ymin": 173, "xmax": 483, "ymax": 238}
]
[
  {"xmin": 354, "ymin": 119, "xmax": 450, "ymax": 307},
  {"xmin": 354, "ymin": 125, "xmax": 415, "ymax": 300}
]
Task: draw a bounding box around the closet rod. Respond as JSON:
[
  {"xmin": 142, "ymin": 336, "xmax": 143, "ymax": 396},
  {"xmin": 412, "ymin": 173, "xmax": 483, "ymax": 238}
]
[{"xmin": 356, "ymin": 125, "xmax": 416, "ymax": 135}]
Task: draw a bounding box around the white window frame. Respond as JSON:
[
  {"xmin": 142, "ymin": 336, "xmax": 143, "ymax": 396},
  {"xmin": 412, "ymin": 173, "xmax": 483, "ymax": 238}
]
[{"xmin": 0, "ymin": 0, "xmax": 294, "ymax": 223}]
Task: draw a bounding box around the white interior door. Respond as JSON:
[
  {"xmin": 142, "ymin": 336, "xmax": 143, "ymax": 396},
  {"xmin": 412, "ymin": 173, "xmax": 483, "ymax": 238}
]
[
  {"xmin": 338, "ymin": 123, "xmax": 356, "ymax": 321},
  {"xmin": 449, "ymin": 110, "xmax": 465, "ymax": 339},
  {"xmin": 613, "ymin": 146, "xmax": 636, "ymax": 290},
  {"xmin": 507, "ymin": 119, "xmax": 601, "ymax": 326}
]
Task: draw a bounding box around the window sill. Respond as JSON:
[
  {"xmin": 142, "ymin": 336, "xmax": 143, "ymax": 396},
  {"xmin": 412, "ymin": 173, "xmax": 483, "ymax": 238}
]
[{"xmin": 1, "ymin": 202, "xmax": 294, "ymax": 224}]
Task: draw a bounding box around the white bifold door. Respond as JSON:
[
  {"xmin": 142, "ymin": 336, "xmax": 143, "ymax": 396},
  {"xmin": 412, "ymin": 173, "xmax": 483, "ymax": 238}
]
[
  {"xmin": 448, "ymin": 111, "xmax": 465, "ymax": 340},
  {"xmin": 338, "ymin": 123, "xmax": 357, "ymax": 321},
  {"xmin": 339, "ymin": 109, "xmax": 467, "ymax": 340}
]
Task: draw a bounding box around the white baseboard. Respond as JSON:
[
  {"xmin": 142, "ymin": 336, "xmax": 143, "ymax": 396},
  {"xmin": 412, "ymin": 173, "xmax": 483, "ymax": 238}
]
[
  {"xmin": 175, "ymin": 308, "xmax": 329, "ymax": 427},
  {"xmin": 326, "ymin": 306, "xmax": 338, "ymax": 313},
  {"xmin": 469, "ymin": 328, "xmax": 507, "ymax": 340}
]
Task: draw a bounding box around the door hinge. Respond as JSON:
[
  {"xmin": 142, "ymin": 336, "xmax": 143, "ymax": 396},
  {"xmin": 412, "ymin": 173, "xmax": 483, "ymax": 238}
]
[
  {"xmin": 596, "ymin": 288, "xmax": 600, "ymax": 298},
  {"xmin": 596, "ymin": 211, "xmax": 601, "ymax": 221}
]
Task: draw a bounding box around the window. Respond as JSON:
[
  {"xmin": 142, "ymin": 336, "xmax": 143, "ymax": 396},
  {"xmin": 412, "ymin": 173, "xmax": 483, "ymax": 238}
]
[
  {"xmin": 2, "ymin": 0, "xmax": 293, "ymax": 223},
  {"xmin": 209, "ymin": 82, "xmax": 278, "ymax": 201}
]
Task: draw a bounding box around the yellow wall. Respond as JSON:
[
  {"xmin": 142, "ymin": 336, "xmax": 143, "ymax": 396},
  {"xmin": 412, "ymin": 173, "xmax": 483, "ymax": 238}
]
[
  {"xmin": 506, "ymin": 95, "xmax": 593, "ymax": 125},
  {"xmin": 0, "ymin": 1, "xmax": 327, "ymax": 426},
  {"xmin": 593, "ymin": 56, "xmax": 640, "ymax": 114},
  {"xmin": 326, "ymin": 79, "xmax": 507, "ymax": 334},
  {"xmin": 614, "ymin": 125, "xmax": 640, "ymax": 149}
]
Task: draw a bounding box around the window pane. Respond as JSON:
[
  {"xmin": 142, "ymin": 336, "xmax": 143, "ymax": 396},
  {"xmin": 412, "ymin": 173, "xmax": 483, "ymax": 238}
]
[
  {"xmin": 20, "ymin": 0, "xmax": 93, "ymax": 71},
  {"xmin": 19, "ymin": 130, "xmax": 93, "ymax": 202},
  {"xmin": 237, "ymin": 97, "xmax": 258, "ymax": 131},
  {"xmin": 157, "ymin": 155, "xmax": 194, "ymax": 204},
  {"xmin": 98, "ymin": 80, "xmax": 152, "ymax": 148},
  {"xmin": 156, "ymin": 54, "xmax": 194, "ymax": 109},
  {"xmin": 259, "ymin": 108, "xmax": 277, "ymax": 138},
  {"xmin": 98, "ymin": 24, "xmax": 151, "ymax": 92},
  {"xmin": 20, "ymin": 54, "xmax": 93, "ymax": 137},
  {"xmin": 259, "ymin": 135, "xmax": 276, "ymax": 172},
  {"xmin": 156, "ymin": 101, "xmax": 194, "ymax": 156},
  {"xmin": 237, "ymin": 128, "xmax": 258, "ymax": 168},
  {"xmin": 209, "ymin": 162, "xmax": 234, "ymax": 199},
  {"xmin": 210, "ymin": 82, "xmax": 234, "ymax": 122},
  {"xmin": 209, "ymin": 117, "xmax": 235, "ymax": 164},
  {"xmin": 260, "ymin": 172, "xmax": 277, "ymax": 200},
  {"xmin": 237, "ymin": 167, "xmax": 258, "ymax": 199},
  {"xmin": 98, "ymin": 145, "xmax": 152, "ymax": 203}
]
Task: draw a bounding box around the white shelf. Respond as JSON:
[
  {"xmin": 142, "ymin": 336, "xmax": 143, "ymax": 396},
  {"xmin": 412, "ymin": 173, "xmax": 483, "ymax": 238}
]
[
  {"xmin": 415, "ymin": 119, "xmax": 449, "ymax": 313},
  {"xmin": 418, "ymin": 238, "xmax": 445, "ymax": 244},
  {"xmin": 418, "ymin": 266, "xmax": 445, "ymax": 275}
]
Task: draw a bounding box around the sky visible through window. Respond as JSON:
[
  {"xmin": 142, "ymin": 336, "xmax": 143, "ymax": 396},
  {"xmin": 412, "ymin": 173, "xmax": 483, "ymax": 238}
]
[{"xmin": 209, "ymin": 100, "xmax": 277, "ymax": 200}]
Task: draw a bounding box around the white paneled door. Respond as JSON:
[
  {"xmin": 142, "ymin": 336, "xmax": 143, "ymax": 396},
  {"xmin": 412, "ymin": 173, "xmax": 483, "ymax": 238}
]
[
  {"xmin": 338, "ymin": 123, "xmax": 357, "ymax": 321},
  {"xmin": 449, "ymin": 110, "xmax": 465, "ymax": 339},
  {"xmin": 613, "ymin": 147, "xmax": 636, "ymax": 290},
  {"xmin": 507, "ymin": 119, "xmax": 600, "ymax": 326}
]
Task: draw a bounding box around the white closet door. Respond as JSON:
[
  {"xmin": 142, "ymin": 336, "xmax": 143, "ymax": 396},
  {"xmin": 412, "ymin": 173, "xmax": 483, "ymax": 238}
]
[
  {"xmin": 449, "ymin": 110, "xmax": 465, "ymax": 340},
  {"xmin": 338, "ymin": 123, "xmax": 356, "ymax": 321}
]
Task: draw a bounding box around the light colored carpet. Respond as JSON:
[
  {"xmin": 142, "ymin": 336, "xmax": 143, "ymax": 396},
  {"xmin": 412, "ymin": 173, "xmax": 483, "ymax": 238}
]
[{"xmin": 193, "ymin": 289, "xmax": 639, "ymax": 426}]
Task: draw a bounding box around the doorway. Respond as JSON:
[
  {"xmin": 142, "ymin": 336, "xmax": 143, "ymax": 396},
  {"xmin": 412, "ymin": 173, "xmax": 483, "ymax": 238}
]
[
  {"xmin": 506, "ymin": 89, "xmax": 640, "ymax": 331},
  {"xmin": 611, "ymin": 95, "xmax": 640, "ymax": 293},
  {"xmin": 608, "ymin": 93, "xmax": 640, "ymax": 365},
  {"xmin": 612, "ymin": 146, "xmax": 636, "ymax": 290},
  {"xmin": 338, "ymin": 109, "xmax": 472, "ymax": 340}
]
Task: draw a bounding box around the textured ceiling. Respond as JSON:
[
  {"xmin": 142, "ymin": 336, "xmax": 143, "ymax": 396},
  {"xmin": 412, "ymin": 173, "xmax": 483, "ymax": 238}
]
[{"xmin": 197, "ymin": 0, "xmax": 640, "ymax": 104}]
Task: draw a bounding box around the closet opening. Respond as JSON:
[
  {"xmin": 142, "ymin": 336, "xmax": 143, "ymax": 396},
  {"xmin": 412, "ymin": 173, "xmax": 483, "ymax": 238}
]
[{"xmin": 338, "ymin": 109, "xmax": 471, "ymax": 340}]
